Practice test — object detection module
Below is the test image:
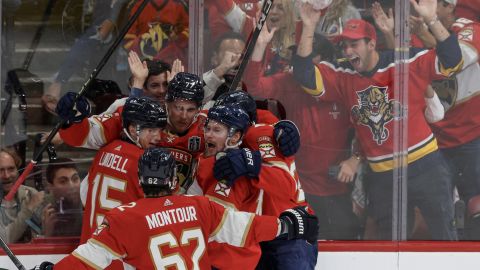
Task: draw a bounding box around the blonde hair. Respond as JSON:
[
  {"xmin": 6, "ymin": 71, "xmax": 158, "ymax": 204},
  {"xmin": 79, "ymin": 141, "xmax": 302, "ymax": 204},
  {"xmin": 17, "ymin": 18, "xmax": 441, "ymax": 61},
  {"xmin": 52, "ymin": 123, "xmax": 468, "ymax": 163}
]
[{"xmin": 271, "ymin": 0, "xmax": 297, "ymax": 60}]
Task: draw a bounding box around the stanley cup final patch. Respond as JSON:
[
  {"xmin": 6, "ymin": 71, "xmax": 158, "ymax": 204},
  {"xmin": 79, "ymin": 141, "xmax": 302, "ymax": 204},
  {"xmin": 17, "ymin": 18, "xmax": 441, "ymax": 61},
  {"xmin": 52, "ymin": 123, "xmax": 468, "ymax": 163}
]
[
  {"xmin": 257, "ymin": 136, "xmax": 276, "ymax": 158},
  {"xmin": 188, "ymin": 136, "xmax": 201, "ymax": 152}
]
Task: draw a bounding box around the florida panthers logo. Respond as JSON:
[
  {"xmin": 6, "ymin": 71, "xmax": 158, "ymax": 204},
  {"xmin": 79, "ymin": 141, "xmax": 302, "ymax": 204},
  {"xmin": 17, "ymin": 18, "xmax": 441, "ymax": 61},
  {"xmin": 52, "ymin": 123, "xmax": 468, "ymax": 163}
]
[
  {"xmin": 169, "ymin": 148, "xmax": 193, "ymax": 189},
  {"xmin": 351, "ymin": 86, "xmax": 396, "ymax": 145}
]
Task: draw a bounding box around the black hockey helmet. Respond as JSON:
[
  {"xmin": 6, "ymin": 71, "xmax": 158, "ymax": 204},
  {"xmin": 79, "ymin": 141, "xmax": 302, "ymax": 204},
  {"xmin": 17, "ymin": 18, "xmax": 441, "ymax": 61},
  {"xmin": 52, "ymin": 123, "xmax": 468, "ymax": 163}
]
[
  {"xmin": 138, "ymin": 148, "xmax": 177, "ymax": 195},
  {"xmin": 122, "ymin": 97, "xmax": 167, "ymax": 130},
  {"xmin": 166, "ymin": 72, "xmax": 204, "ymax": 107},
  {"xmin": 214, "ymin": 90, "xmax": 257, "ymax": 123},
  {"xmin": 206, "ymin": 104, "xmax": 251, "ymax": 137}
]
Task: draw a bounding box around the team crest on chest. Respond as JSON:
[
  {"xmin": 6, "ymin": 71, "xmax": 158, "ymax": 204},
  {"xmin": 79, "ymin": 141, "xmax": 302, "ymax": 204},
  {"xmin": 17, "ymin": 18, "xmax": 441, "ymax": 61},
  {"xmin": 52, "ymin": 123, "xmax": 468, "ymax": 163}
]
[
  {"xmin": 351, "ymin": 85, "xmax": 396, "ymax": 145},
  {"xmin": 169, "ymin": 148, "xmax": 193, "ymax": 188}
]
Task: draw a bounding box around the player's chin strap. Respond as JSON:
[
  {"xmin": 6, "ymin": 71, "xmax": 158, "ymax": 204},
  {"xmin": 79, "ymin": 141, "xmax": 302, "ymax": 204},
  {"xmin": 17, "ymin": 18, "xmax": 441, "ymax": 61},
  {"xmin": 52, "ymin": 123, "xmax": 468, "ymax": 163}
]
[
  {"xmin": 123, "ymin": 125, "xmax": 142, "ymax": 148},
  {"xmin": 224, "ymin": 128, "xmax": 243, "ymax": 150}
]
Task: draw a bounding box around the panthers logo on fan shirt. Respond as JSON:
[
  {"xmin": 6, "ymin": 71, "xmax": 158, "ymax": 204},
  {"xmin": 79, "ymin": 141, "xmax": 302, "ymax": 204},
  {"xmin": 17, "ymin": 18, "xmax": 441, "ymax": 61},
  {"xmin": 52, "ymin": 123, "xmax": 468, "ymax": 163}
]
[{"xmin": 351, "ymin": 86, "xmax": 396, "ymax": 145}]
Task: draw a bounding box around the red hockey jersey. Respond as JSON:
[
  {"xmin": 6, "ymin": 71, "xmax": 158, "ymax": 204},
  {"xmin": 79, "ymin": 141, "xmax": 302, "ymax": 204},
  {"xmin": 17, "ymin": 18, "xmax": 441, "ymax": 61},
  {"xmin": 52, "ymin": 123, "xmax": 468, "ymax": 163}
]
[
  {"xmin": 188, "ymin": 154, "xmax": 263, "ymax": 270},
  {"xmin": 80, "ymin": 140, "xmax": 144, "ymax": 245},
  {"xmin": 54, "ymin": 195, "xmax": 279, "ymax": 270},
  {"xmin": 60, "ymin": 111, "xmax": 206, "ymax": 190},
  {"xmin": 59, "ymin": 113, "xmax": 123, "ymax": 149},
  {"xmin": 243, "ymin": 124, "xmax": 308, "ymax": 216}
]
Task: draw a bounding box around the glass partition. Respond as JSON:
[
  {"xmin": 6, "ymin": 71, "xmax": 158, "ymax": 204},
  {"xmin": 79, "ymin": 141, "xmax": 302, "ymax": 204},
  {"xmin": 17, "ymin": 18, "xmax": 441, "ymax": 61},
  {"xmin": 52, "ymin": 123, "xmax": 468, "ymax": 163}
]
[
  {"xmin": 199, "ymin": 0, "xmax": 470, "ymax": 242},
  {"xmin": 0, "ymin": 0, "xmax": 191, "ymax": 243}
]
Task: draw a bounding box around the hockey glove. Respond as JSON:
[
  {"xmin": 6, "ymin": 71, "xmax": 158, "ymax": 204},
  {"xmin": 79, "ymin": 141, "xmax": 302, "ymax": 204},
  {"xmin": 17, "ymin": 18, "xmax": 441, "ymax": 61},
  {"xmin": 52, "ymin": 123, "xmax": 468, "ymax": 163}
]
[
  {"xmin": 214, "ymin": 148, "xmax": 262, "ymax": 186},
  {"xmin": 274, "ymin": 120, "xmax": 300, "ymax": 157},
  {"xmin": 55, "ymin": 92, "xmax": 91, "ymax": 128},
  {"xmin": 31, "ymin": 261, "xmax": 54, "ymax": 270},
  {"xmin": 278, "ymin": 206, "xmax": 319, "ymax": 243}
]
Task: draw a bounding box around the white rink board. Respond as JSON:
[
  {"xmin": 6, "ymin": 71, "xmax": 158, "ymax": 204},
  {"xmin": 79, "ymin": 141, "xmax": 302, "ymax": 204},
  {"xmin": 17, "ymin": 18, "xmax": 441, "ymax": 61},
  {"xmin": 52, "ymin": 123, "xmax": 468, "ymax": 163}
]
[
  {"xmin": 1, "ymin": 252, "xmax": 480, "ymax": 269},
  {"xmin": 315, "ymin": 252, "xmax": 480, "ymax": 270},
  {"xmin": 0, "ymin": 255, "xmax": 64, "ymax": 269}
]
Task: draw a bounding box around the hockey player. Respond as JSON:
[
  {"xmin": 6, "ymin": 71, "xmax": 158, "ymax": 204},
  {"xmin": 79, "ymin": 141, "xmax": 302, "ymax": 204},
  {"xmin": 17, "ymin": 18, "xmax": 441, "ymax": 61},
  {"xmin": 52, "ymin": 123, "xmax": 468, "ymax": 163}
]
[
  {"xmin": 214, "ymin": 90, "xmax": 301, "ymax": 157},
  {"xmin": 214, "ymin": 90, "xmax": 278, "ymax": 125},
  {"xmin": 55, "ymin": 72, "xmax": 203, "ymax": 150},
  {"xmin": 76, "ymin": 97, "xmax": 167, "ymax": 244},
  {"xmin": 55, "ymin": 73, "xmax": 205, "ymax": 190},
  {"xmin": 56, "ymin": 74, "xmax": 298, "ymax": 189},
  {"xmin": 293, "ymin": 2, "xmax": 461, "ymax": 240},
  {"xmin": 162, "ymin": 72, "xmax": 206, "ymax": 152},
  {"xmin": 189, "ymin": 105, "xmax": 317, "ymax": 269},
  {"xmin": 32, "ymin": 148, "xmax": 319, "ymax": 270}
]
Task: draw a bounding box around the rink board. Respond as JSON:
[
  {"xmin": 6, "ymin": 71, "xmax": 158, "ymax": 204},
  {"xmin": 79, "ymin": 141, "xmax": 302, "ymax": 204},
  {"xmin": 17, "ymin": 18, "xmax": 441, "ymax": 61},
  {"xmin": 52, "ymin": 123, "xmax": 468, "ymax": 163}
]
[{"xmin": 1, "ymin": 241, "xmax": 480, "ymax": 269}]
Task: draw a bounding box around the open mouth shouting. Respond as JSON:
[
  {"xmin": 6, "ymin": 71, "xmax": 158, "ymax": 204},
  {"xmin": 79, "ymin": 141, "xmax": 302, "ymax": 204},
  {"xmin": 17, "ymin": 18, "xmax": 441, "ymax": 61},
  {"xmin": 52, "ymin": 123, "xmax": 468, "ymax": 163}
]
[
  {"xmin": 204, "ymin": 141, "xmax": 220, "ymax": 157},
  {"xmin": 349, "ymin": 56, "xmax": 361, "ymax": 68}
]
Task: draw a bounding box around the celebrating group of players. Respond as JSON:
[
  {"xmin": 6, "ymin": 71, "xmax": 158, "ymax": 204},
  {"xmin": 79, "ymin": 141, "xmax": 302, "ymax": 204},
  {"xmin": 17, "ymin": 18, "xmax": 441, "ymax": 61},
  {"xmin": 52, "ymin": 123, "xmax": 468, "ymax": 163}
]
[{"xmin": 32, "ymin": 70, "xmax": 319, "ymax": 269}]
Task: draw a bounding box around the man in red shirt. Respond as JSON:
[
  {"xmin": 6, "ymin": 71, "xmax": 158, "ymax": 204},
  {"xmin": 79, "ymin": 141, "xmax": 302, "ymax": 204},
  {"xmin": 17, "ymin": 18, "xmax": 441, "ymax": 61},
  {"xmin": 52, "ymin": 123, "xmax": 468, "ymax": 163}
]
[{"xmin": 293, "ymin": 1, "xmax": 463, "ymax": 240}]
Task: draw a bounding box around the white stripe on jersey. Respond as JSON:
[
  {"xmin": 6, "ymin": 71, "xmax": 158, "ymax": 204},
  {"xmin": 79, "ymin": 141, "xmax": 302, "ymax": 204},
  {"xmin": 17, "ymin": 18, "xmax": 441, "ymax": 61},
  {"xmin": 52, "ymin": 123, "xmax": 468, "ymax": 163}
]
[
  {"xmin": 186, "ymin": 179, "xmax": 204, "ymax": 196},
  {"xmin": 209, "ymin": 209, "xmax": 254, "ymax": 247},
  {"xmin": 80, "ymin": 117, "xmax": 110, "ymax": 150},
  {"xmin": 72, "ymin": 238, "xmax": 124, "ymax": 269}
]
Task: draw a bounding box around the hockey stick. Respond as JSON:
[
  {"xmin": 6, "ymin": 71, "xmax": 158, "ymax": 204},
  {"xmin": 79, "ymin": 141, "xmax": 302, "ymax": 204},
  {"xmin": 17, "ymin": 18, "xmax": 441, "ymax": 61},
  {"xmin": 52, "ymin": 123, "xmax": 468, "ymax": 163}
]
[
  {"xmin": 0, "ymin": 235, "xmax": 26, "ymax": 270},
  {"xmin": 228, "ymin": 0, "xmax": 274, "ymax": 92},
  {"xmin": 4, "ymin": 0, "xmax": 151, "ymax": 201}
]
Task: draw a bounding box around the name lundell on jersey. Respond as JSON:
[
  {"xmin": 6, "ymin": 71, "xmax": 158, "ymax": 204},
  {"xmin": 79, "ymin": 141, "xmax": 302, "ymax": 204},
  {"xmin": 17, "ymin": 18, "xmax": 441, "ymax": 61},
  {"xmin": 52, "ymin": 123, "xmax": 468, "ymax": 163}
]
[
  {"xmin": 146, "ymin": 206, "xmax": 198, "ymax": 229},
  {"xmin": 98, "ymin": 152, "xmax": 129, "ymax": 173}
]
